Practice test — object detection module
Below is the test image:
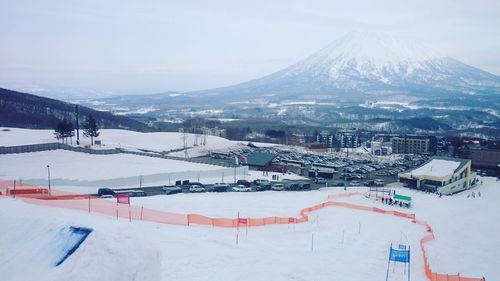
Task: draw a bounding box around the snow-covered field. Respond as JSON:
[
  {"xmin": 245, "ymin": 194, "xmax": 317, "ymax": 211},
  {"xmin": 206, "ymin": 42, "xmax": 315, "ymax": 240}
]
[
  {"xmin": 0, "ymin": 127, "xmax": 256, "ymax": 157},
  {"xmin": 0, "ymin": 150, "xmax": 222, "ymax": 181},
  {"xmin": 1, "ymin": 177, "xmax": 499, "ymax": 281}
]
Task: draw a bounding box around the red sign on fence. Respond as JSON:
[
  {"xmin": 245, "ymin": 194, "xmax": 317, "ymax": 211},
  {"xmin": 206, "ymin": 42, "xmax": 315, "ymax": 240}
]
[
  {"xmin": 116, "ymin": 194, "xmax": 130, "ymax": 205},
  {"xmin": 288, "ymin": 217, "xmax": 295, "ymax": 223},
  {"xmin": 238, "ymin": 218, "xmax": 248, "ymax": 224}
]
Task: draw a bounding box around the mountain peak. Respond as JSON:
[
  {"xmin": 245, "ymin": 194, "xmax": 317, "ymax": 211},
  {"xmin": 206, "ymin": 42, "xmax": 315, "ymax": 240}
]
[{"xmin": 318, "ymin": 31, "xmax": 443, "ymax": 65}]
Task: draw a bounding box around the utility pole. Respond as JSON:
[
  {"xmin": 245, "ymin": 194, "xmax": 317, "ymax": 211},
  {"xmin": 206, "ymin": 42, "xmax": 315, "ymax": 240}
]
[
  {"xmin": 47, "ymin": 165, "xmax": 51, "ymax": 195},
  {"xmin": 75, "ymin": 105, "xmax": 80, "ymax": 145},
  {"xmin": 344, "ymin": 145, "xmax": 348, "ymax": 191}
]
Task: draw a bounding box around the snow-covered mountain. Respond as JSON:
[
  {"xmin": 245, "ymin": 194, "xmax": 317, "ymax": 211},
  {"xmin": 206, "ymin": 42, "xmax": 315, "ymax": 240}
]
[{"xmin": 189, "ymin": 31, "xmax": 500, "ymax": 100}]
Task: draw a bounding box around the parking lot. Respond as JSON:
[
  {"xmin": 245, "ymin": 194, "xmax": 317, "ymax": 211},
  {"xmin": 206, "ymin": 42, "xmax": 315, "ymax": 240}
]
[
  {"xmin": 93, "ymin": 145, "xmax": 431, "ymax": 198},
  {"xmin": 101, "ymin": 162, "xmax": 406, "ymax": 196}
]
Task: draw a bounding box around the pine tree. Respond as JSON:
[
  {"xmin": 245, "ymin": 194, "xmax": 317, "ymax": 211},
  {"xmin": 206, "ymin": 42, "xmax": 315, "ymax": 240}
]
[
  {"xmin": 54, "ymin": 120, "xmax": 66, "ymax": 143},
  {"xmin": 65, "ymin": 120, "xmax": 75, "ymax": 144},
  {"xmin": 54, "ymin": 119, "xmax": 74, "ymax": 144},
  {"xmin": 83, "ymin": 114, "xmax": 100, "ymax": 145}
]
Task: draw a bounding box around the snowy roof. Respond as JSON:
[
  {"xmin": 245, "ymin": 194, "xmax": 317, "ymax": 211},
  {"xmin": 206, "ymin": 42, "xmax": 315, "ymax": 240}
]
[
  {"xmin": 246, "ymin": 152, "xmax": 277, "ymax": 167},
  {"xmin": 409, "ymin": 157, "xmax": 469, "ymax": 178}
]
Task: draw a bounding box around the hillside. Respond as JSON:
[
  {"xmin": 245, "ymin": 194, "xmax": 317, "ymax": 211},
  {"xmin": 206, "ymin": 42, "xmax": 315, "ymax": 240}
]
[{"xmin": 0, "ymin": 88, "xmax": 151, "ymax": 131}]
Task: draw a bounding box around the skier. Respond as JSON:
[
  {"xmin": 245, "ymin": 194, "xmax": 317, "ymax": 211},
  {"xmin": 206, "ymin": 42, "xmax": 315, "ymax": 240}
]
[{"xmin": 478, "ymin": 191, "xmax": 481, "ymax": 197}]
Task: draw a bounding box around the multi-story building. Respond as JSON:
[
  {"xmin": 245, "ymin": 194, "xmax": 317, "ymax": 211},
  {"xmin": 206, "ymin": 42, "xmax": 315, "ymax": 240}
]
[
  {"xmin": 391, "ymin": 135, "xmax": 437, "ymax": 155},
  {"xmin": 317, "ymin": 131, "xmax": 334, "ymax": 148},
  {"xmin": 336, "ymin": 130, "xmax": 359, "ymax": 148},
  {"xmin": 460, "ymin": 144, "xmax": 500, "ymax": 170}
]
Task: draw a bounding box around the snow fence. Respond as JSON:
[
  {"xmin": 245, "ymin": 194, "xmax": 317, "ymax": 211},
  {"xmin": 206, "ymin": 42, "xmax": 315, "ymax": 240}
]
[{"xmin": 0, "ymin": 179, "xmax": 486, "ymax": 281}]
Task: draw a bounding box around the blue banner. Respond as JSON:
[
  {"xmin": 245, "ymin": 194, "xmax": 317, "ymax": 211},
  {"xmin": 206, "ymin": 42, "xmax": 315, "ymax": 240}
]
[{"xmin": 389, "ymin": 248, "xmax": 410, "ymax": 263}]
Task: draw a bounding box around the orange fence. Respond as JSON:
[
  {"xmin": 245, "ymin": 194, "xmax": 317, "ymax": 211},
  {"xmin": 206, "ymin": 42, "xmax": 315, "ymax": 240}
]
[{"xmin": 0, "ymin": 180, "xmax": 485, "ymax": 281}]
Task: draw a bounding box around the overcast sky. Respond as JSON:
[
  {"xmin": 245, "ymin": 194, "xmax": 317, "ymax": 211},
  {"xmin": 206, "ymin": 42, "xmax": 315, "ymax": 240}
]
[{"xmin": 1, "ymin": 0, "xmax": 499, "ymax": 96}]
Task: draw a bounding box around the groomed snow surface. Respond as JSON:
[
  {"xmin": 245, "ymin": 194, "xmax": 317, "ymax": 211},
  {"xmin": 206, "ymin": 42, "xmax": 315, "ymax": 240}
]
[
  {"xmin": 1, "ymin": 178, "xmax": 499, "ymax": 281},
  {"xmin": 0, "ymin": 127, "xmax": 258, "ymax": 157}
]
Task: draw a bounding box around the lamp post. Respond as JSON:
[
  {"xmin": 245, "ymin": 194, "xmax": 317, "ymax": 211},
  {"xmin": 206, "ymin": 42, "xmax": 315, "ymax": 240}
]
[
  {"xmin": 344, "ymin": 145, "xmax": 349, "ymax": 191},
  {"xmin": 47, "ymin": 165, "xmax": 51, "ymax": 195}
]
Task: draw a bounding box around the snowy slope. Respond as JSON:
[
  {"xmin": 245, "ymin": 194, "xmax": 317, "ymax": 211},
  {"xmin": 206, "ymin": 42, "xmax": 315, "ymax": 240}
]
[
  {"xmin": 0, "ymin": 127, "xmax": 245, "ymax": 157},
  {"xmin": 0, "ymin": 192, "xmax": 425, "ymax": 281},
  {"xmin": 0, "ymin": 150, "xmax": 222, "ymax": 181},
  {"xmin": 1, "ymin": 178, "xmax": 499, "ymax": 281}
]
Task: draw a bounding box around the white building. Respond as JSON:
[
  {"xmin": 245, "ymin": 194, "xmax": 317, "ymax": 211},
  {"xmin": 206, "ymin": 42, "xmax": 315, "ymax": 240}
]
[
  {"xmin": 398, "ymin": 156, "xmax": 474, "ymax": 195},
  {"xmin": 371, "ymin": 141, "xmax": 392, "ymax": 156}
]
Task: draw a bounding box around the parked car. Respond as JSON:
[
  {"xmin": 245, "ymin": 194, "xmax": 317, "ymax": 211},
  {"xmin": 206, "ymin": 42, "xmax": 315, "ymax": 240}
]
[
  {"xmin": 374, "ymin": 179, "xmax": 385, "ymax": 186},
  {"xmin": 187, "ymin": 182, "xmax": 206, "ymax": 188},
  {"xmin": 189, "ymin": 185, "xmax": 205, "ymax": 193},
  {"xmin": 271, "ymin": 183, "xmax": 285, "ymax": 191},
  {"xmin": 299, "ymin": 183, "xmax": 311, "ymax": 190},
  {"xmin": 332, "ymin": 181, "xmax": 345, "ymax": 187},
  {"xmin": 116, "ymin": 190, "xmax": 146, "ymax": 197},
  {"xmin": 375, "ymin": 171, "xmax": 386, "ymax": 176},
  {"xmin": 163, "ymin": 186, "xmax": 183, "ymax": 195},
  {"xmin": 233, "ymin": 185, "xmax": 252, "ymax": 192},
  {"xmin": 130, "ymin": 190, "xmax": 147, "ymax": 197},
  {"xmin": 211, "ymin": 183, "xmax": 230, "ymax": 192},
  {"xmin": 286, "ymin": 183, "xmax": 300, "ymax": 191},
  {"xmin": 364, "ymin": 180, "xmax": 375, "ymax": 187},
  {"xmin": 256, "ymin": 184, "xmax": 272, "ymax": 191},
  {"xmin": 314, "ymin": 177, "xmax": 327, "ymax": 184},
  {"xmin": 98, "ymin": 188, "xmax": 115, "ymax": 197},
  {"xmin": 349, "ymin": 181, "xmax": 361, "ymax": 186},
  {"xmin": 236, "ymin": 179, "xmax": 251, "ymax": 187},
  {"xmin": 253, "ymin": 179, "xmax": 270, "ymax": 185}
]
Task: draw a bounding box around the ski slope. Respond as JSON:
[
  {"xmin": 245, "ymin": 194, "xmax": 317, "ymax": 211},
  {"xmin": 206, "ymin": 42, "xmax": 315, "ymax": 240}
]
[{"xmin": 1, "ymin": 177, "xmax": 499, "ymax": 281}]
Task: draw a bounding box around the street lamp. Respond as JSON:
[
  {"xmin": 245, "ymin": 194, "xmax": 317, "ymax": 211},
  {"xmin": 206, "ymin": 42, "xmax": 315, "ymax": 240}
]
[
  {"xmin": 344, "ymin": 146, "xmax": 349, "ymax": 191},
  {"xmin": 344, "ymin": 166, "xmax": 347, "ymax": 191},
  {"xmin": 47, "ymin": 165, "xmax": 51, "ymax": 195}
]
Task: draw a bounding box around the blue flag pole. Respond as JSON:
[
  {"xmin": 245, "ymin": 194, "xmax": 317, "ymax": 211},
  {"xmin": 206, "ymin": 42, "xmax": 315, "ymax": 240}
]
[
  {"xmin": 385, "ymin": 243, "xmax": 392, "ymax": 281},
  {"xmin": 408, "ymin": 246, "xmax": 411, "ymax": 281}
]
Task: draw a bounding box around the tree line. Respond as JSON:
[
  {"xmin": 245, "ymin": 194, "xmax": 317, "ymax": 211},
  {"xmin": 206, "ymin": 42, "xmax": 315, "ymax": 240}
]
[{"xmin": 54, "ymin": 114, "xmax": 100, "ymax": 145}]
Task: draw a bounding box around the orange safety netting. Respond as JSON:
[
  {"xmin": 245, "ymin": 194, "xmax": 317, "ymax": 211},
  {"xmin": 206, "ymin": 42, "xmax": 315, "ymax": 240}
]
[{"xmin": 0, "ymin": 180, "xmax": 485, "ymax": 281}]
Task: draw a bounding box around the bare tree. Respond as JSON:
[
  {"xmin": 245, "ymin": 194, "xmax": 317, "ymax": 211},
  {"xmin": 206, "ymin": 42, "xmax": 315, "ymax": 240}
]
[{"xmin": 180, "ymin": 130, "xmax": 189, "ymax": 158}]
